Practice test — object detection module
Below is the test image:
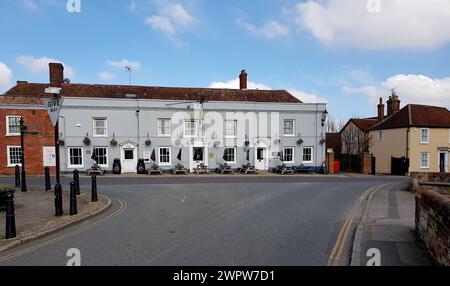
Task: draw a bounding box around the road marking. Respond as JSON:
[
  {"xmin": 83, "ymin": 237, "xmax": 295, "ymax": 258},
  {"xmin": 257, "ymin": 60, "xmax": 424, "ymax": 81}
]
[
  {"xmin": 0, "ymin": 199, "xmax": 127, "ymax": 263},
  {"xmin": 160, "ymin": 190, "xmax": 186, "ymax": 204},
  {"xmin": 327, "ymin": 184, "xmax": 386, "ymax": 266}
]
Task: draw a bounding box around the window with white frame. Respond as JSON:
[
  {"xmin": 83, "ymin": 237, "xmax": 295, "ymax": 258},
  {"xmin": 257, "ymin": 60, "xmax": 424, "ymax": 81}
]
[
  {"xmin": 421, "ymin": 128, "xmax": 429, "ymax": 144},
  {"xmin": 378, "ymin": 131, "xmax": 383, "ymax": 141},
  {"xmin": 184, "ymin": 120, "xmax": 197, "ymax": 137},
  {"xmin": 284, "ymin": 120, "xmax": 295, "ymax": 136},
  {"xmin": 223, "ymin": 147, "xmax": 236, "ymax": 163},
  {"xmin": 283, "ymin": 147, "xmax": 295, "ymax": 163},
  {"xmin": 225, "ymin": 120, "xmax": 237, "ymax": 138},
  {"xmin": 158, "ymin": 147, "xmax": 171, "ymax": 165},
  {"xmin": 93, "ymin": 147, "xmax": 108, "ymax": 167},
  {"xmin": 68, "ymin": 147, "xmax": 84, "ymax": 168},
  {"xmin": 93, "ymin": 118, "xmax": 107, "ymax": 137},
  {"xmin": 420, "ymin": 152, "xmax": 429, "ymax": 169},
  {"xmin": 158, "ymin": 119, "xmax": 171, "ymax": 137},
  {"xmin": 7, "ymin": 146, "xmax": 22, "ymax": 167},
  {"xmin": 6, "ymin": 116, "xmax": 21, "ymax": 136},
  {"xmin": 302, "ymin": 147, "xmax": 314, "ymax": 163}
]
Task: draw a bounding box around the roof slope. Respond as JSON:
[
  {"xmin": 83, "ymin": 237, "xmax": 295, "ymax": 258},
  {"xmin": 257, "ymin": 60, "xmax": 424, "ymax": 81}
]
[
  {"xmin": 2, "ymin": 82, "xmax": 302, "ymax": 104},
  {"xmin": 370, "ymin": 104, "xmax": 450, "ymax": 130},
  {"xmin": 340, "ymin": 118, "xmax": 378, "ymax": 133}
]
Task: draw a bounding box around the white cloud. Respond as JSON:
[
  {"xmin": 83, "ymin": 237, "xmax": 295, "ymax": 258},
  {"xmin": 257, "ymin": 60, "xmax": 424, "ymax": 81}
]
[
  {"xmin": 98, "ymin": 72, "xmax": 115, "ymax": 81},
  {"xmin": 237, "ymin": 19, "xmax": 290, "ymax": 39},
  {"xmin": 344, "ymin": 74, "xmax": 450, "ymax": 108},
  {"xmin": 107, "ymin": 59, "xmax": 141, "ymax": 70},
  {"xmin": 295, "ymin": 0, "xmax": 450, "ymax": 50},
  {"xmin": 209, "ymin": 78, "xmax": 272, "ymax": 90},
  {"xmin": 288, "ymin": 89, "xmax": 328, "ymax": 103},
  {"xmin": 209, "ymin": 78, "xmax": 326, "ymax": 103},
  {"xmin": 23, "ymin": 0, "xmax": 38, "ymax": 11},
  {"xmin": 17, "ymin": 55, "xmax": 75, "ymax": 79},
  {"xmin": 145, "ymin": 15, "xmax": 176, "ymax": 36},
  {"xmin": 145, "ymin": 3, "xmax": 196, "ymax": 39},
  {"xmin": 0, "ymin": 62, "xmax": 13, "ymax": 93}
]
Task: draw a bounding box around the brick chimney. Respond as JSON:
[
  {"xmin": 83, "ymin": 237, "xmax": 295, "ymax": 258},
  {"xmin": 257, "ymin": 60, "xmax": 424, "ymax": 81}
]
[
  {"xmin": 239, "ymin": 70, "xmax": 247, "ymax": 90},
  {"xmin": 377, "ymin": 97, "xmax": 385, "ymax": 122},
  {"xmin": 386, "ymin": 92, "xmax": 401, "ymax": 117},
  {"xmin": 49, "ymin": 63, "xmax": 64, "ymax": 87}
]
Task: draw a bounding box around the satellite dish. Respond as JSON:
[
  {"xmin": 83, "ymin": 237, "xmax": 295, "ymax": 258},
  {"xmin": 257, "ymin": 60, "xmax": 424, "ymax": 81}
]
[{"xmin": 64, "ymin": 78, "xmax": 71, "ymax": 84}]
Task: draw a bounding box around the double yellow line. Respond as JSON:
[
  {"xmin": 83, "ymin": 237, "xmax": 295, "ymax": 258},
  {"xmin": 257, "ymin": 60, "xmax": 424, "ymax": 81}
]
[
  {"xmin": 327, "ymin": 184, "xmax": 385, "ymax": 266},
  {"xmin": 0, "ymin": 199, "xmax": 127, "ymax": 263}
]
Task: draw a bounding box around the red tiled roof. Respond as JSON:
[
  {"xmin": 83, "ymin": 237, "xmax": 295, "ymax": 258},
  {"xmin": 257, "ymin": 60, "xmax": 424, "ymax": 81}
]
[
  {"xmin": 370, "ymin": 104, "xmax": 450, "ymax": 130},
  {"xmin": 2, "ymin": 82, "xmax": 302, "ymax": 104},
  {"xmin": 340, "ymin": 118, "xmax": 378, "ymax": 133}
]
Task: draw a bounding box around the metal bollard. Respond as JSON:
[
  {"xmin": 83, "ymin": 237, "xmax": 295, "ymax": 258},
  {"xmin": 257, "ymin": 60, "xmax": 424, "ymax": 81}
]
[
  {"xmin": 14, "ymin": 165, "xmax": 20, "ymax": 188},
  {"xmin": 73, "ymin": 169, "xmax": 80, "ymax": 195},
  {"xmin": 5, "ymin": 191, "xmax": 16, "ymax": 239},
  {"xmin": 91, "ymin": 174, "xmax": 98, "ymax": 202},
  {"xmin": 54, "ymin": 183, "xmax": 63, "ymax": 216},
  {"xmin": 45, "ymin": 167, "xmax": 51, "ymax": 191},
  {"xmin": 70, "ymin": 182, "xmax": 78, "ymax": 216}
]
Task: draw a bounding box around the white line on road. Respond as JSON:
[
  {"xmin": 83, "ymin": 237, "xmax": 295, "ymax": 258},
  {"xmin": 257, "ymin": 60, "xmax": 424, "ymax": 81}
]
[{"xmin": 0, "ymin": 199, "xmax": 127, "ymax": 263}]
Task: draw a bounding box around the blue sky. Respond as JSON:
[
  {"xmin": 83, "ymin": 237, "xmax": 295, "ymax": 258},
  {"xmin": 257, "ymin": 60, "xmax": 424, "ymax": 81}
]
[{"xmin": 1, "ymin": 0, "xmax": 450, "ymax": 121}]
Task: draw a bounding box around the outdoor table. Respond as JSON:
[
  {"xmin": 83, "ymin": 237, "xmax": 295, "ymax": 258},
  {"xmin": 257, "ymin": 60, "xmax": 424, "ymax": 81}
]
[
  {"xmin": 173, "ymin": 164, "xmax": 188, "ymax": 175},
  {"xmin": 148, "ymin": 165, "xmax": 163, "ymax": 175},
  {"xmin": 240, "ymin": 164, "xmax": 257, "ymax": 174},
  {"xmin": 217, "ymin": 164, "xmax": 233, "ymax": 174},
  {"xmin": 193, "ymin": 164, "xmax": 210, "ymax": 175}
]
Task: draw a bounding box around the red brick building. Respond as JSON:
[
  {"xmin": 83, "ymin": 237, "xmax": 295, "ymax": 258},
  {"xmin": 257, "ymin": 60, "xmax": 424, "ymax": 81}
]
[{"xmin": 0, "ymin": 87, "xmax": 55, "ymax": 175}]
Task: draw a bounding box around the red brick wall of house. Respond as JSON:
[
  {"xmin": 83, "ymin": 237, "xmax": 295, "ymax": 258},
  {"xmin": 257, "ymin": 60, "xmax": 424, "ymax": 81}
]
[{"xmin": 0, "ymin": 109, "xmax": 55, "ymax": 175}]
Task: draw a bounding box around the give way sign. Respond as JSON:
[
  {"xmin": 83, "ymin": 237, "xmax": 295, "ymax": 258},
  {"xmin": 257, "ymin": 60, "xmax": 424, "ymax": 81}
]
[{"xmin": 44, "ymin": 97, "xmax": 64, "ymax": 127}]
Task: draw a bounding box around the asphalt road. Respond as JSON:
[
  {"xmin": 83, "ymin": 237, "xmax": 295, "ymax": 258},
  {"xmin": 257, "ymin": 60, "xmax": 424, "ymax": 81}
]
[{"xmin": 0, "ymin": 175, "xmax": 409, "ymax": 266}]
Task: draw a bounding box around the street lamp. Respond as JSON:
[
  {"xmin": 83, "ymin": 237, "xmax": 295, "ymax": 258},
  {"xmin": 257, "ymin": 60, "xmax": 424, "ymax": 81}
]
[
  {"xmin": 321, "ymin": 109, "xmax": 329, "ymax": 127},
  {"xmin": 19, "ymin": 117, "xmax": 40, "ymax": 192}
]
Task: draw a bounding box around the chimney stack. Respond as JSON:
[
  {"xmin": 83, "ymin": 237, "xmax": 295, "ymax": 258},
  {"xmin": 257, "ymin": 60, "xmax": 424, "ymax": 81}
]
[
  {"xmin": 386, "ymin": 91, "xmax": 401, "ymax": 117},
  {"xmin": 49, "ymin": 63, "xmax": 64, "ymax": 87},
  {"xmin": 377, "ymin": 97, "xmax": 385, "ymax": 122},
  {"xmin": 239, "ymin": 70, "xmax": 247, "ymax": 90}
]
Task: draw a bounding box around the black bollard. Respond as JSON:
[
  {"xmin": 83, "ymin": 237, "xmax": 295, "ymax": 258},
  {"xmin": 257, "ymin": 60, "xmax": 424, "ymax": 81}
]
[
  {"xmin": 70, "ymin": 182, "xmax": 78, "ymax": 216},
  {"xmin": 54, "ymin": 183, "xmax": 63, "ymax": 216},
  {"xmin": 91, "ymin": 174, "xmax": 98, "ymax": 202},
  {"xmin": 14, "ymin": 165, "xmax": 20, "ymax": 188},
  {"xmin": 44, "ymin": 167, "xmax": 51, "ymax": 191},
  {"xmin": 5, "ymin": 191, "xmax": 16, "ymax": 239},
  {"xmin": 73, "ymin": 169, "xmax": 80, "ymax": 195}
]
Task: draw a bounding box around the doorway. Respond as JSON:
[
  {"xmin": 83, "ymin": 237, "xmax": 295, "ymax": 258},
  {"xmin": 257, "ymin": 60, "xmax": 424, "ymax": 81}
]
[
  {"xmin": 120, "ymin": 143, "xmax": 137, "ymax": 173},
  {"xmin": 439, "ymin": 151, "xmax": 448, "ymax": 173},
  {"xmin": 255, "ymin": 147, "xmax": 268, "ymax": 170}
]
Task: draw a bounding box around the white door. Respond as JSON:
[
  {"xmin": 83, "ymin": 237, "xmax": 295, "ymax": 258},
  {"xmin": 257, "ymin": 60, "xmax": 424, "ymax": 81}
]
[
  {"xmin": 255, "ymin": 147, "xmax": 267, "ymax": 170},
  {"xmin": 439, "ymin": 151, "xmax": 448, "ymax": 173},
  {"xmin": 121, "ymin": 144, "xmax": 137, "ymax": 173}
]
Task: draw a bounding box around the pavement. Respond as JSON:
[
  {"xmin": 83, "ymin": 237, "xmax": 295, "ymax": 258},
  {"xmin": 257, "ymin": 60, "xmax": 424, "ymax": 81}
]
[
  {"xmin": 0, "ymin": 187, "xmax": 110, "ymax": 252},
  {"xmin": 351, "ymin": 181, "xmax": 432, "ymax": 266},
  {"xmin": 0, "ymin": 175, "xmax": 415, "ymax": 266}
]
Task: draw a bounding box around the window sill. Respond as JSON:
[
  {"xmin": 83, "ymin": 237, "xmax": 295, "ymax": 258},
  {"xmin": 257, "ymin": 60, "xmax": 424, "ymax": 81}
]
[
  {"xmin": 5, "ymin": 134, "xmax": 20, "ymax": 137},
  {"xmin": 93, "ymin": 135, "xmax": 108, "ymax": 138},
  {"xmin": 7, "ymin": 165, "xmax": 22, "ymax": 168}
]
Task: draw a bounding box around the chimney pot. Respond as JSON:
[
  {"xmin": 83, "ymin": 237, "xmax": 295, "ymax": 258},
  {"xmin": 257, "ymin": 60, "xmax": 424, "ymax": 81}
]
[
  {"xmin": 377, "ymin": 97, "xmax": 385, "ymax": 122},
  {"xmin": 49, "ymin": 63, "xmax": 64, "ymax": 87},
  {"xmin": 386, "ymin": 93, "xmax": 401, "ymax": 117},
  {"xmin": 239, "ymin": 69, "xmax": 247, "ymax": 90}
]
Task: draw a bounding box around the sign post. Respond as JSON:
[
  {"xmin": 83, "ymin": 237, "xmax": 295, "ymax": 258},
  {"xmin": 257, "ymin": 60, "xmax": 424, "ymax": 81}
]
[{"xmin": 44, "ymin": 88, "xmax": 63, "ymax": 216}]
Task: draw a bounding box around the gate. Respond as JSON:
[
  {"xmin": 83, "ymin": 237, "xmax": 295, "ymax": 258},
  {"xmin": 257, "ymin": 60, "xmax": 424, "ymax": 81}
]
[{"xmin": 391, "ymin": 156, "xmax": 409, "ymax": 176}]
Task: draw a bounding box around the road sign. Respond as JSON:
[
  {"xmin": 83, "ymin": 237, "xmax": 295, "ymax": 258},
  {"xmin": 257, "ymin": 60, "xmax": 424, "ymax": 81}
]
[{"xmin": 44, "ymin": 97, "xmax": 64, "ymax": 126}]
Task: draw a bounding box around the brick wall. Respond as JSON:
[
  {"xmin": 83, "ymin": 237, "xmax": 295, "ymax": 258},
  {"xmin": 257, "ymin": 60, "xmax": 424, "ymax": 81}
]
[
  {"xmin": 415, "ymin": 189, "xmax": 450, "ymax": 266},
  {"xmin": 0, "ymin": 109, "xmax": 55, "ymax": 175},
  {"xmin": 410, "ymin": 172, "xmax": 450, "ymax": 193}
]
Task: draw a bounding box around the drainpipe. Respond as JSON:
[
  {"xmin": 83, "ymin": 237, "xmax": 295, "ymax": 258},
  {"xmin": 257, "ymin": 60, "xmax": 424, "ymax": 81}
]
[{"xmin": 136, "ymin": 99, "xmax": 141, "ymax": 159}]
